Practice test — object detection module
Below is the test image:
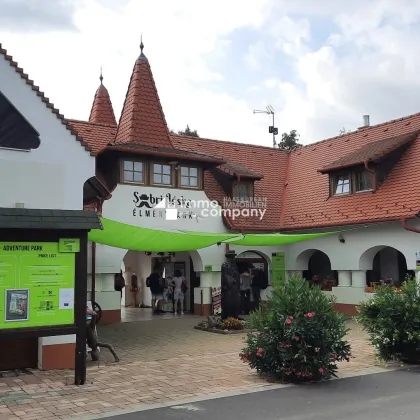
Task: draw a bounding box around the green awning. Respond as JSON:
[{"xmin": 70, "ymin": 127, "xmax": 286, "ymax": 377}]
[
  {"xmin": 88, "ymin": 218, "xmax": 334, "ymax": 252},
  {"xmin": 226, "ymin": 232, "xmax": 334, "ymax": 246},
  {"xmin": 88, "ymin": 218, "xmax": 241, "ymax": 252}
]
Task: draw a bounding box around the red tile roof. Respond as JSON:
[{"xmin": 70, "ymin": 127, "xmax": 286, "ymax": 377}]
[
  {"xmin": 104, "ymin": 142, "xmax": 225, "ymax": 164},
  {"xmin": 218, "ymin": 161, "xmax": 263, "ymax": 179},
  {"xmin": 89, "ymin": 81, "xmax": 117, "ymax": 126},
  {"xmin": 114, "ymin": 51, "xmax": 173, "ymax": 149},
  {"xmin": 171, "ymin": 134, "xmax": 287, "ymax": 231},
  {"xmin": 67, "ymin": 119, "xmax": 117, "ymax": 155},
  {"xmin": 319, "ymin": 132, "xmax": 417, "ymax": 173},
  {"xmin": 0, "ymin": 43, "xmax": 94, "ymax": 155},
  {"xmin": 8, "ymin": 40, "xmax": 417, "ymax": 233},
  {"xmin": 282, "ymin": 113, "xmax": 420, "ymax": 230}
]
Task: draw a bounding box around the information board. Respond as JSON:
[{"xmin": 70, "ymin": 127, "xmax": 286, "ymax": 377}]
[
  {"xmin": 272, "ymin": 252, "xmax": 286, "ymax": 287},
  {"xmin": 0, "ymin": 242, "xmax": 76, "ymax": 329}
]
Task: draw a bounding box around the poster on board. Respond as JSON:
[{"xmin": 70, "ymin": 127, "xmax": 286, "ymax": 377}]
[
  {"xmin": 272, "ymin": 252, "xmax": 286, "ymax": 287},
  {"xmin": 0, "ymin": 242, "xmax": 76, "ymax": 329}
]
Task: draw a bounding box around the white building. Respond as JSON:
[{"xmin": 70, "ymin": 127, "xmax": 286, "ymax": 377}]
[{"xmin": 2, "ymin": 41, "xmax": 420, "ymax": 370}]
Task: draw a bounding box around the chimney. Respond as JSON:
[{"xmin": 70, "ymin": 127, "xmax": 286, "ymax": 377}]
[{"xmin": 363, "ymin": 115, "xmax": 370, "ymax": 127}]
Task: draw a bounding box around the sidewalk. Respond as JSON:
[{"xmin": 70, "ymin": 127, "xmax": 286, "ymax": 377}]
[{"xmin": 0, "ymin": 317, "xmax": 379, "ymax": 419}]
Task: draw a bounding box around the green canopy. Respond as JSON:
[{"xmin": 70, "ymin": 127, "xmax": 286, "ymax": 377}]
[
  {"xmin": 89, "ymin": 218, "xmax": 335, "ymax": 252},
  {"xmin": 88, "ymin": 218, "xmax": 241, "ymax": 252},
  {"xmin": 226, "ymin": 232, "xmax": 334, "ymax": 247}
]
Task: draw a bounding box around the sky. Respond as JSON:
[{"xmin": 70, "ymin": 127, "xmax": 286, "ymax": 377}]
[{"xmin": 1, "ymin": 0, "xmax": 420, "ymax": 146}]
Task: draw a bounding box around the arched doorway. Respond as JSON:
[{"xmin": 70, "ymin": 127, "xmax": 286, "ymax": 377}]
[
  {"xmin": 301, "ymin": 250, "xmax": 337, "ymax": 286},
  {"xmin": 361, "ymin": 246, "xmax": 414, "ymax": 286},
  {"xmin": 122, "ymin": 250, "xmax": 202, "ymax": 316},
  {"xmin": 236, "ymin": 250, "xmax": 269, "ymax": 275}
]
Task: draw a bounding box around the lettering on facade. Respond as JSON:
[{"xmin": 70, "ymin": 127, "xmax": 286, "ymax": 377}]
[{"xmin": 132, "ymin": 191, "xmax": 199, "ymax": 221}]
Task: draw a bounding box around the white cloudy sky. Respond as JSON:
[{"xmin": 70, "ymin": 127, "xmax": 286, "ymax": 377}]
[{"xmin": 1, "ymin": 0, "xmax": 420, "ymax": 146}]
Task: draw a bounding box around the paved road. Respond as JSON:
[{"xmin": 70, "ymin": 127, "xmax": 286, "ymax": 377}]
[{"xmin": 104, "ymin": 368, "xmax": 420, "ymax": 420}]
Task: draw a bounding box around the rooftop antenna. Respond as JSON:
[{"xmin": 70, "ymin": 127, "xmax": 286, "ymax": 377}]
[{"xmin": 253, "ymin": 105, "xmax": 278, "ymax": 147}]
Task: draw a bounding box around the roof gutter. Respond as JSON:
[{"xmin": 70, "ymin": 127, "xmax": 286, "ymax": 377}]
[{"xmin": 402, "ymin": 213, "xmax": 420, "ymax": 234}]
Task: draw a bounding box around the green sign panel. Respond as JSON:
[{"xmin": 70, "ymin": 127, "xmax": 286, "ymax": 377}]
[
  {"xmin": 0, "ymin": 242, "xmax": 76, "ymax": 329},
  {"xmin": 272, "ymin": 252, "xmax": 286, "ymax": 287},
  {"xmin": 59, "ymin": 238, "xmax": 80, "ymax": 253},
  {"xmin": 204, "ymin": 265, "xmax": 212, "ymax": 272}
]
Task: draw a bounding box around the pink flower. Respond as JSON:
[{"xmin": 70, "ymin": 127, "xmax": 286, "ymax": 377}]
[
  {"xmin": 294, "ymin": 336, "xmax": 300, "ymax": 341},
  {"xmin": 304, "ymin": 313, "xmax": 308, "ymax": 317},
  {"xmin": 307, "ymin": 312, "xmax": 313, "ymax": 318},
  {"xmin": 289, "ymin": 316, "xmax": 294, "ymax": 320},
  {"xmin": 315, "ymin": 347, "xmax": 320, "ymax": 352},
  {"xmin": 319, "ymin": 368, "xmax": 324, "ymax": 373},
  {"xmin": 297, "ymin": 372, "xmax": 302, "ymax": 376},
  {"xmin": 256, "ymin": 348, "xmax": 263, "ymax": 357},
  {"xmin": 243, "ymin": 358, "xmax": 249, "ymax": 363},
  {"xmin": 332, "ymin": 353, "xmax": 337, "ymax": 359},
  {"xmin": 286, "ymin": 319, "xmax": 292, "ymax": 325}
]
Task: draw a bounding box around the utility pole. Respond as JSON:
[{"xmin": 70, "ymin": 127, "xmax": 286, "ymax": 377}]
[{"xmin": 253, "ymin": 105, "xmax": 278, "ymax": 147}]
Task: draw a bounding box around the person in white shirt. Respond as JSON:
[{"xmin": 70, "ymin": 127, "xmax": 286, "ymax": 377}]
[{"xmin": 171, "ymin": 269, "xmax": 187, "ymax": 315}]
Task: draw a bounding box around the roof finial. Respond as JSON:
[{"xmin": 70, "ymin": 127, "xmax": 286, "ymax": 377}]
[
  {"xmin": 99, "ymin": 66, "xmax": 103, "ymax": 85},
  {"xmin": 140, "ymin": 34, "xmax": 144, "ymax": 54}
]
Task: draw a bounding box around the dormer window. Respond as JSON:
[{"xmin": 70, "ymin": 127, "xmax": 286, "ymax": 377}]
[
  {"xmin": 355, "ymin": 170, "xmax": 373, "ymax": 192},
  {"xmin": 334, "ymin": 173, "xmax": 350, "ymax": 195},
  {"xmin": 123, "ymin": 160, "xmax": 144, "ymax": 183},
  {"xmin": 180, "ymin": 166, "xmax": 199, "ymax": 188},
  {"xmin": 153, "ymin": 163, "xmax": 172, "ymax": 185},
  {"xmin": 233, "ymin": 182, "xmax": 254, "ymax": 201}
]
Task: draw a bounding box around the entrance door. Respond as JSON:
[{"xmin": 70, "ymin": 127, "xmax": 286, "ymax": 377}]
[{"xmin": 0, "ymin": 338, "xmax": 38, "ymax": 370}]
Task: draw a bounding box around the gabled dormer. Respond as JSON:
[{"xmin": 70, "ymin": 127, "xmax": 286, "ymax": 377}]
[
  {"xmin": 318, "ymin": 132, "xmax": 417, "ymax": 197},
  {"xmin": 211, "ymin": 162, "xmax": 263, "ymax": 201}
]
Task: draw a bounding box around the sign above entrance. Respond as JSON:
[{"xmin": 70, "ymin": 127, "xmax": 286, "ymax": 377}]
[
  {"xmin": 0, "ymin": 242, "xmax": 75, "ymax": 329},
  {"xmin": 133, "ymin": 191, "xmax": 200, "ymax": 222}
]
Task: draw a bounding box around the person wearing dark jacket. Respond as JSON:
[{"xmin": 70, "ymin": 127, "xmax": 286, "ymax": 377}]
[{"xmin": 147, "ymin": 271, "xmax": 164, "ymax": 314}]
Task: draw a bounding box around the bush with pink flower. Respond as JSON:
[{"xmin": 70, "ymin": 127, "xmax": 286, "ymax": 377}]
[{"xmin": 239, "ymin": 274, "xmax": 351, "ymax": 383}]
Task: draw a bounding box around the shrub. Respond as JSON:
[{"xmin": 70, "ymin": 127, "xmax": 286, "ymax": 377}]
[
  {"xmin": 239, "ymin": 274, "xmax": 351, "ymax": 383},
  {"xmin": 221, "ymin": 317, "xmax": 244, "ymax": 330},
  {"xmin": 356, "ymin": 277, "xmax": 420, "ymax": 363}
]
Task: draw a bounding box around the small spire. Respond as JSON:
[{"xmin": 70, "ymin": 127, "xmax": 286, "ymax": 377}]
[
  {"xmin": 99, "ymin": 66, "xmax": 103, "ymax": 85},
  {"xmin": 140, "ymin": 34, "xmax": 144, "ymax": 54},
  {"xmin": 138, "ymin": 34, "xmax": 147, "ymax": 61}
]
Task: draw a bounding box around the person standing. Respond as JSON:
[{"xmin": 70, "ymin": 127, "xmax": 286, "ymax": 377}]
[
  {"xmin": 130, "ymin": 272, "xmax": 139, "ymax": 307},
  {"xmin": 171, "ymin": 269, "xmax": 187, "ymax": 315},
  {"xmin": 147, "ymin": 270, "xmax": 164, "ymax": 314},
  {"xmin": 114, "ymin": 272, "xmax": 125, "ymax": 302},
  {"xmin": 240, "ymin": 268, "xmax": 252, "ymax": 315}
]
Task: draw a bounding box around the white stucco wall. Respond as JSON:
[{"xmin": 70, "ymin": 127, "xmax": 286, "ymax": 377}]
[
  {"xmin": 0, "ymin": 54, "xmax": 95, "ymax": 210},
  {"xmin": 0, "ymin": 54, "xmax": 95, "ymax": 363},
  {"xmin": 286, "ymin": 221, "xmax": 419, "ymax": 271},
  {"xmin": 92, "ymin": 182, "xmax": 420, "ymax": 311}
]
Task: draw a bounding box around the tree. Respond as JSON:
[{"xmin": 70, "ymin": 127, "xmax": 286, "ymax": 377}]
[
  {"xmin": 176, "ymin": 125, "xmax": 200, "ymax": 137},
  {"xmin": 277, "ymin": 130, "xmax": 301, "ymax": 151},
  {"xmin": 338, "ymin": 127, "xmax": 352, "ymax": 136}
]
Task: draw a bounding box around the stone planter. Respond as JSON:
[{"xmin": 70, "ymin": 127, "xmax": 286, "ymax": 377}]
[{"xmin": 194, "ymin": 326, "xmax": 256, "ymax": 335}]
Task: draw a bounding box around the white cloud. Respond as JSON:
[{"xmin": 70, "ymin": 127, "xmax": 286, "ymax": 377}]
[{"xmin": 2, "ymin": 0, "xmax": 420, "ymax": 146}]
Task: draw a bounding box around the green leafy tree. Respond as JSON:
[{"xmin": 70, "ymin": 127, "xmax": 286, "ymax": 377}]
[
  {"xmin": 176, "ymin": 125, "xmax": 200, "ymax": 137},
  {"xmin": 240, "ymin": 274, "xmax": 351, "ymax": 383},
  {"xmin": 278, "ymin": 130, "xmax": 301, "ymax": 151}
]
